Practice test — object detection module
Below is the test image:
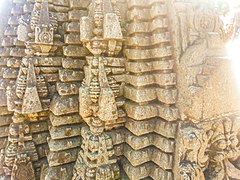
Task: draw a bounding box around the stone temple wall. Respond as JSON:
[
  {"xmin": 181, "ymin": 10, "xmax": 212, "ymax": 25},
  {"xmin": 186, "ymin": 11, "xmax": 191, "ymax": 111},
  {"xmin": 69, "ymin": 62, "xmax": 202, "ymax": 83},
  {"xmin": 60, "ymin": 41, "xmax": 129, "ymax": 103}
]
[{"xmin": 0, "ymin": 0, "xmax": 240, "ymax": 180}]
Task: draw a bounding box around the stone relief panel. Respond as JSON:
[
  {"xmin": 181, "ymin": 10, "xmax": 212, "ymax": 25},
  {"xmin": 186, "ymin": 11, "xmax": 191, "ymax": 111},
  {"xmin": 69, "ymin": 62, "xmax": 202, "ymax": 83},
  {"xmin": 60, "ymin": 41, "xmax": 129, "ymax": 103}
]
[
  {"xmin": 0, "ymin": 0, "xmax": 239, "ymax": 180},
  {"xmin": 178, "ymin": 114, "xmax": 240, "ymax": 179}
]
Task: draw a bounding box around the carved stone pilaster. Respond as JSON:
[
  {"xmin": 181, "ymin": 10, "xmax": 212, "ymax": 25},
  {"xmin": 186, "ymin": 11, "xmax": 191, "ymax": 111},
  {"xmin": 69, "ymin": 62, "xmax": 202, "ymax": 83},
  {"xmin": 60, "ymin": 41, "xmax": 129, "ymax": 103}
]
[
  {"xmin": 0, "ymin": 1, "xmax": 59, "ymax": 179},
  {"xmin": 73, "ymin": 0, "xmax": 125, "ymax": 179},
  {"xmin": 0, "ymin": 113, "xmax": 38, "ymax": 179}
]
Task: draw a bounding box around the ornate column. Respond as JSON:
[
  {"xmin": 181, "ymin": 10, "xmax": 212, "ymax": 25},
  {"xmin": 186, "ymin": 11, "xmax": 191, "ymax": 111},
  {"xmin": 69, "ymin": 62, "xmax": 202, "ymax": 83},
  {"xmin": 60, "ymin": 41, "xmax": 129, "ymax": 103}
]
[
  {"xmin": 73, "ymin": 0, "xmax": 126, "ymax": 179},
  {"xmin": 0, "ymin": 1, "xmax": 60, "ymax": 179}
]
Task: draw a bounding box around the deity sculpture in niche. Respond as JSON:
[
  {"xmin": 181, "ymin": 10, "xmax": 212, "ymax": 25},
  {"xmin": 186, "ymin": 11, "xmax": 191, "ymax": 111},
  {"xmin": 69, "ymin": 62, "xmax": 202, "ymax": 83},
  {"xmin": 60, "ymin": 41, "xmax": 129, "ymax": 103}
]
[
  {"xmin": 73, "ymin": 0, "xmax": 126, "ymax": 179},
  {"xmin": 0, "ymin": 1, "xmax": 58, "ymax": 179}
]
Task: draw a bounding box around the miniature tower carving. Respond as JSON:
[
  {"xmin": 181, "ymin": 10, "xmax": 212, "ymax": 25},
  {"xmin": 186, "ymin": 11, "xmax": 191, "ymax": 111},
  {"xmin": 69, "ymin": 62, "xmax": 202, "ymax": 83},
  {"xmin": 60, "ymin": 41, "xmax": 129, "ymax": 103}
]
[
  {"xmin": 73, "ymin": 0, "xmax": 126, "ymax": 179},
  {"xmin": 0, "ymin": 1, "xmax": 59, "ymax": 179}
]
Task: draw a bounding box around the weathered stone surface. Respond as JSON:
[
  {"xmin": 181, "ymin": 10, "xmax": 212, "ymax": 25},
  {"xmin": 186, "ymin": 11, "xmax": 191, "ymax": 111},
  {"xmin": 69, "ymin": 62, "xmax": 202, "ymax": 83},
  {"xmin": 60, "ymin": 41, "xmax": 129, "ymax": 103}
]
[
  {"xmin": 59, "ymin": 69, "xmax": 84, "ymax": 82},
  {"xmin": 49, "ymin": 124, "xmax": 80, "ymax": 140},
  {"xmin": 32, "ymin": 132, "xmax": 50, "ymax": 145},
  {"xmin": 40, "ymin": 67, "xmax": 60, "ymax": 74},
  {"xmin": 43, "ymin": 163, "xmax": 74, "ymax": 180},
  {"xmin": 126, "ymin": 60, "xmax": 174, "ymax": 73},
  {"xmin": 49, "ymin": 113, "xmax": 82, "ymax": 127},
  {"xmin": 11, "ymin": 4, "xmax": 23, "ymax": 15},
  {"xmin": 7, "ymin": 58, "xmax": 21, "ymax": 68},
  {"xmin": 36, "ymin": 143, "xmax": 49, "ymax": 159},
  {"xmin": 30, "ymin": 121, "xmax": 48, "ymax": 133},
  {"xmin": 121, "ymin": 158, "xmax": 173, "ymax": 180},
  {"xmin": 50, "ymin": 95, "xmax": 79, "ymax": 115},
  {"xmin": 69, "ymin": 0, "xmax": 90, "ymax": 9},
  {"xmin": 56, "ymin": 82, "xmax": 80, "ymax": 96},
  {"xmin": 0, "ymin": 47, "xmax": 10, "ymax": 56},
  {"xmin": 125, "ymin": 73, "xmax": 176, "ymax": 87},
  {"xmin": 125, "ymin": 86, "xmax": 177, "ymax": 105},
  {"xmin": 1, "ymin": 37, "xmax": 13, "ymax": 46},
  {"xmin": 23, "ymin": 3, "xmax": 34, "ymax": 13},
  {"xmin": 33, "ymin": 57, "xmax": 62, "ymax": 67},
  {"xmin": 64, "ymin": 21, "xmax": 80, "ymax": 32},
  {"xmin": 55, "ymin": 12, "xmax": 68, "ymax": 22},
  {"xmin": 48, "ymin": 136, "xmax": 80, "ymax": 151},
  {"xmin": 123, "ymin": 144, "xmax": 173, "ymax": 169},
  {"xmin": 64, "ymin": 33, "xmax": 81, "ymax": 44},
  {"xmin": 2, "ymin": 67, "xmax": 19, "ymax": 79},
  {"xmin": 109, "ymin": 128, "xmax": 175, "ymax": 152},
  {"xmin": 42, "ymin": 73, "xmax": 59, "ymax": 82},
  {"xmin": 68, "ymin": 10, "xmax": 87, "ymax": 21},
  {"xmin": 125, "ymin": 118, "xmax": 177, "ymax": 138},
  {"xmin": 4, "ymin": 26, "xmax": 17, "ymax": 36},
  {"xmin": 10, "ymin": 47, "xmax": 25, "ymax": 57},
  {"xmin": 125, "ymin": 47, "xmax": 172, "ymax": 60},
  {"xmin": 0, "ymin": 58, "xmax": 7, "ymax": 66},
  {"xmin": 0, "ymin": 115, "xmax": 12, "ymax": 126},
  {"xmin": 13, "ymin": 38, "xmax": 25, "ymax": 46},
  {"xmin": 63, "ymin": 45, "xmax": 89, "ymax": 57},
  {"xmin": 0, "ymin": 137, "xmax": 7, "ymax": 149},
  {"xmin": 0, "ymin": 106, "xmax": 13, "ymax": 115},
  {"xmin": 62, "ymin": 58, "xmax": 85, "ymax": 69},
  {"xmin": 47, "ymin": 148, "xmax": 80, "ymax": 167},
  {"xmin": 0, "ymin": 89, "xmax": 7, "ymax": 106},
  {"xmin": 0, "ymin": 126, "xmax": 8, "ymax": 137},
  {"xmin": 52, "ymin": 0, "xmax": 69, "ymax": 7}
]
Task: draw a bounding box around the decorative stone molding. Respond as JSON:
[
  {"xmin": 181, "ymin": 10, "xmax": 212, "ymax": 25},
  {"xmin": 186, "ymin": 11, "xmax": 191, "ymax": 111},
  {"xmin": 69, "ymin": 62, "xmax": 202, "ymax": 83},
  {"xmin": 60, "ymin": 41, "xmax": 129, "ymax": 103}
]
[{"xmin": 0, "ymin": 0, "xmax": 239, "ymax": 179}]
